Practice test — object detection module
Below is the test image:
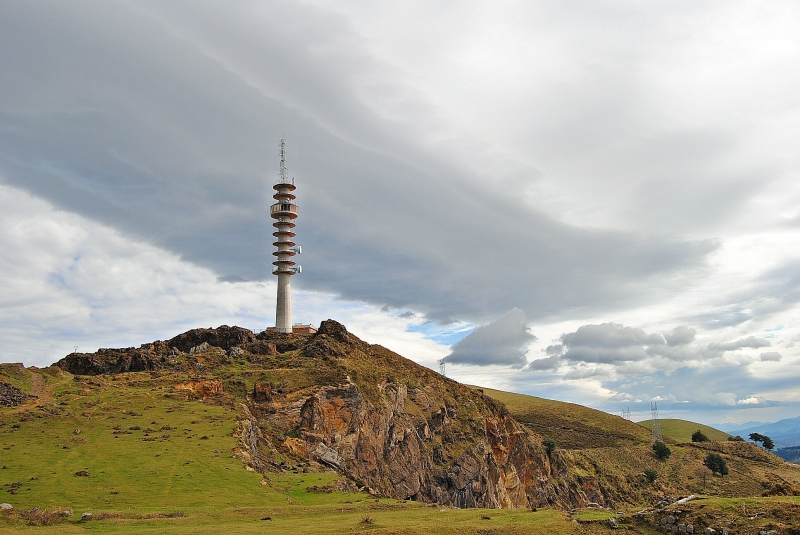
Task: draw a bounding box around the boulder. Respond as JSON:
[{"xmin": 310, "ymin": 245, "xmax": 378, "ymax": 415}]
[{"xmin": 316, "ymin": 320, "xmax": 350, "ymax": 344}]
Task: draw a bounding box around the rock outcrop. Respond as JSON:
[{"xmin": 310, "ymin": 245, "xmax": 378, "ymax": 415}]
[
  {"xmin": 175, "ymin": 379, "xmax": 223, "ymax": 398},
  {"xmin": 0, "ymin": 381, "xmax": 35, "ymax": 406},
  {"xmin": 51, "ymin": 319, "xmax": 611, "ymax": 509}
]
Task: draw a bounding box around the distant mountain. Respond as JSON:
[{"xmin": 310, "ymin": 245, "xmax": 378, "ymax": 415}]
[
  {"xmin": 775, "ymin": 446, "xmax": 800, "ymax": 464},
  {"xmin": 726, "ymin": 415, "xmax": 800, "ymax": 448},
  {"xmin": 713, "ymin": 421, "xmax": 766, "ymax": 433}
]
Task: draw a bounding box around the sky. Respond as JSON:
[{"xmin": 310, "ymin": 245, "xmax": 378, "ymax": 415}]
[{"xmin": 2, "ymin": 0, "xmax": 800, "ymax": 427}]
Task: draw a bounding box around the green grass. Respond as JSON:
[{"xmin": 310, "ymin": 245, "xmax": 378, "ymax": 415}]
[
  {"xmin": 474, "ymin": 386, "xmax": 653, "ymax": 448},
  {"xmin": 0, "ymin": 368, "xmax": 583, "ymax": 534},
  {"xmin": 637, "ymin": 419, "xmax": 730, "ymax": 443}
]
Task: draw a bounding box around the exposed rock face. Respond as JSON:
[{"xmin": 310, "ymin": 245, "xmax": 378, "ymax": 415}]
[
  {"xmin": 0, "ymin": 381, "xmax": 35, "ymax": 406},
  {"xmin": 175, "ymin": 379, "xmax": 223, "ymax": 398},
  {"xmin": 167, "ymin": 326, "xmax": 256, "ymax": 352},
  {"xmin": 242, "ymin": 320, "xmax": 607, "ymax": 509},
  {"xmin": 56, "ymin": 347, "xmax": 163, "ymax": 375},
  {"xmin": 254, "ymin": 379, "xmax": 595, "ymax": 508}
]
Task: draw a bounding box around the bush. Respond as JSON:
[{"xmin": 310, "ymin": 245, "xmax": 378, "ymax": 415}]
[
  {"xmin": 703, "ymin": 452, "xmax": 729, "ymax": 476},
  {"xmin": 644, "ymin": 468, "xmax": 658, "ymax": 483},
  {"xmin": 653, "ymin": 440, "xmax": 671, "ymax": 460},
  {"xmin": 728, "ymin": 435, "xmax": 744, "ymax": 442},
  {"xmin": 542, "ymin": 438, "xmax": 556, "ymax": 455},
  {"xmin": 691, "ymin": 430, "xmax": 710, "ymax": 442}
]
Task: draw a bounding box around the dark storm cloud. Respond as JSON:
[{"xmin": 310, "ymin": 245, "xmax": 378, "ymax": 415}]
[
  {"xmin": 0, "ymin": 1, "xmax": 714, "ymax": 325},
  {"xmin": 444, "ymin": 308, "xmax": 534, "ymax": 367}
]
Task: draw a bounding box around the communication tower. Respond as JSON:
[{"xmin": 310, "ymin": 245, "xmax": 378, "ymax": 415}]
[
  {"xmin": 271, "ymin": 138, "xmax": 302, "ymax": 333},
  {"xmin": 650, "ymin": 401, "xmax": 662, "ymax": 442}
]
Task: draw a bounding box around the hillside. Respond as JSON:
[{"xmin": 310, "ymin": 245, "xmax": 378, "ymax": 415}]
[
  {"xmin": 475, "ymin": 387, "xmax": 653, "ymax": 449},
  {"xmin": 2, "ymin": 321, "xmax": 800, "ymax": 533},
  {"xmin": 478, "ymin": 387, "xmax": 800, "ymax": 502},
  {"xmin": 637, "ymin": 419, "xmax": 730, "ymax": 443}
]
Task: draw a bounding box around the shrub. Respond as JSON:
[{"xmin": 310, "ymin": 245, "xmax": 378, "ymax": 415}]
[
  {"xmin": 543, "ymin": 438, "xmax": 556, "ymax": 455},
  {"xmin": 691, "ymin": 430, "xmax": 710, "ymax": 442},
  {"xmin": 727, "ymin": 435, "xmax": 744, "ymax": 442},
  {"xmin": 644, "ymin": 468, "xmax": 658, "ymax": 483},
  {"xmin": 703, "ymin": 452, "xmax": 729, "ymax": 476},
  {"xmin": 653, "ymin": 440, "xmax": 671, "ymax": 460}
]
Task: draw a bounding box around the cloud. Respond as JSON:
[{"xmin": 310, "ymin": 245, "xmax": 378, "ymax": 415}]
[
  {"xmin": 0, "ymin": 1, "xmax": 716, "ymax": 326},
  {"xmin": 562, "ymin": 323, "xmax": 665, "ymax": 349},
  {"xmin": 737, "ymin": 396, "xmax": 761, "ymax": 405},
  {"xmin": 664, "ymin": 325, "xmax": 696, "ymax": 346},
  {"xmin": 444, "ymin": 308, "xmax": 534, "ymax": 367},
  {"xmin": 759, "ymin": 351, "xmax": 782, "ymax": 362},
  {"xmin": 708, "ymin": 336, "xmax": 771, "ymax": 352},
  {"xmin": 528, "ymin": 354, "xmax": 561, "ymax": 371},
  {"xmin": 545, "ymin": 323, "xmax": 666, "ymax": 366}
]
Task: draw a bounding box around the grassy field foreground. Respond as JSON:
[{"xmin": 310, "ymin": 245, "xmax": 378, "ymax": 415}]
[
  {"xmin": 3, "ymin": 363, "xmax": 799, "ymax": 534},
  {"xmin": 0, "ymin": 365, "xmax": 583, "ymax": 534}
]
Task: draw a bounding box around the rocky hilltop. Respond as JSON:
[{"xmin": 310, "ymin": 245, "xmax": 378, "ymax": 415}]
[{"xmin": 56, "ymin": 320, "xmax": 609, "ymax": 509}]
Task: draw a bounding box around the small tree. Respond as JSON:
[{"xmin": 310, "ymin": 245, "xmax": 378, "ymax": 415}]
[
  {"xmin": 703, "ymin": 452, "xmax": 729, "ymax": 476},
  {"xmin": 543, "ymin": 438, "xmax": 556, "ymax": 455},
  {"xmin": 644, "ymin": 468, "xmax": 658, "ymax": 483},
  {"xmin": 727, "ymin": 435, "xmax": 744, "ymax": 442},
  {"xmin": 691, "ymin": 430, "xmax": 710, "ymax": 442},
  {"xmin": 653, "ymin": 440, "xmax": 671, "ymax": 460},
  {"xmin": 749, "ymin": 433, "xmax": 774, "ymax": 450}
]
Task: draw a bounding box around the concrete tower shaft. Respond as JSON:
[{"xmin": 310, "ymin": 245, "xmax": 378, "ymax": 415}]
[{"xmin": 271, "ymin": 139, "xmax": 301, "ymax": 333}]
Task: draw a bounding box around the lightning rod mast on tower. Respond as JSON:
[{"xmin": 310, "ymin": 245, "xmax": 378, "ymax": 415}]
[{"xmin": 271, "ymin": 138, "xmax": 302, "ymax": 333}]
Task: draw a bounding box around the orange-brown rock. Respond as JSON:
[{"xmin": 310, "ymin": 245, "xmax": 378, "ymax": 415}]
[{"xmin": 175, "ymin": 379, "xmax": 223, "ymax": 398}]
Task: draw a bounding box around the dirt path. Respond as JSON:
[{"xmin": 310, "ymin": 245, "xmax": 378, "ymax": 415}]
[{"xmin": 31, "ymin": 372, "xmax": 53, "ymax": 406}]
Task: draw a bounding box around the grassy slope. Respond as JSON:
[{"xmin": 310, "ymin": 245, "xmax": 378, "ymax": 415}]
[
  {"xmin": 476, "ymin": 386, "xmax": 800, "ymax": 505},
  {"xmin": 474, "ymin": 386, "xmax": 653, "ymax": 448},
  {"xmin": 0, "ymin": 364, "xmax": 581, "ymax": 534},
  {"xmin": 637, "ymin": 419, "xmax": 730, "ymax": 443}
]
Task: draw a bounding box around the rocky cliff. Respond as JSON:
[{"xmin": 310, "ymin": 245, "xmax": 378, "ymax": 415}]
[{"xmin": 56, "ymin": 320, "xmax": 611, "ymax": 509}]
